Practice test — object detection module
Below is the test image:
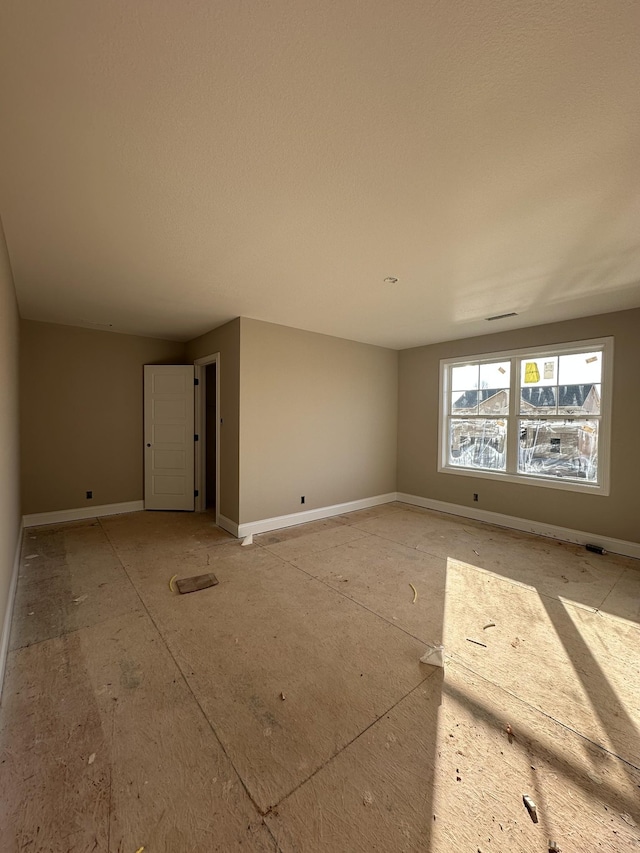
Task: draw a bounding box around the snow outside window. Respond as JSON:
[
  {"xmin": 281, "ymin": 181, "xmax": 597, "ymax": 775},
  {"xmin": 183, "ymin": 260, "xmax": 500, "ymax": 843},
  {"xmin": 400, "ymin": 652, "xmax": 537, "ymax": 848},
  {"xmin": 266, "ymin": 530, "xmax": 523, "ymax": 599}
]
[{"xmin": 439, "ymin": 338, "xmax": 613, "ymax": 494}]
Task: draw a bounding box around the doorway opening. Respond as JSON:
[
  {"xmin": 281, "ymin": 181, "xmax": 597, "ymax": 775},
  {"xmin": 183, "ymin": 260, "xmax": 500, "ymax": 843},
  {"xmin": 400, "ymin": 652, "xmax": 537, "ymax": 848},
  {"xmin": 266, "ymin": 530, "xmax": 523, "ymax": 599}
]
[
  {"xmin": 205, "ymin": 363, "xmax": 216, "ymax": 509},
  {"xmin": 194, "ymin": 353, "xmax": 220, "ymax": 522}
]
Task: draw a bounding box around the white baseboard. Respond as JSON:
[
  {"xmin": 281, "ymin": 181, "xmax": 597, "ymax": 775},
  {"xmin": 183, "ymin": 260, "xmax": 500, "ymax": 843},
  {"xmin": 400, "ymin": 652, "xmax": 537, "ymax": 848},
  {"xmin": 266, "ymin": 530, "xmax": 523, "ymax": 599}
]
[
  {"xmin": 237, "ymin": 493, "xmax": 398, "ymax": 539},
  {"xmin": 218, "ymin": 514, "xmax": 239, "ymax": 537},
  {"xmin": 21, "ymin": 492, "xmax": 638, "ymax": 561},
  {"xmin": 396, "ymin": 493, "xmax": 640, "ymax": 560},
  {"xmin": 0, "ymin": 522, "xmax": 23, "ymax": 702},
  {"xmin": 23, "ymin": 500, "xmax": 145, "ymax": 528}
]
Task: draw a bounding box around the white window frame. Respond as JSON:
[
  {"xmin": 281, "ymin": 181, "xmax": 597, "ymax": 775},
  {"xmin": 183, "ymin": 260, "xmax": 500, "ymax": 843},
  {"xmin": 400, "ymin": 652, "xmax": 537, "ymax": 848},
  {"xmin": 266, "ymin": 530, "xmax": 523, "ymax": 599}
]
[{"xmin": 438, "ymin": 337, "xmax": 613, "ymax": 495}]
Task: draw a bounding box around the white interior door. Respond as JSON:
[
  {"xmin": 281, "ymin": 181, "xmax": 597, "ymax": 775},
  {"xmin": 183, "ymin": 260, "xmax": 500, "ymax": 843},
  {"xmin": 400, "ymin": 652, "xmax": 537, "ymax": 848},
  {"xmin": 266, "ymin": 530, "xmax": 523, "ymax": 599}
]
[{"xmin": 144, "ymin": 365, "xmax": 195, "ymax": 510}]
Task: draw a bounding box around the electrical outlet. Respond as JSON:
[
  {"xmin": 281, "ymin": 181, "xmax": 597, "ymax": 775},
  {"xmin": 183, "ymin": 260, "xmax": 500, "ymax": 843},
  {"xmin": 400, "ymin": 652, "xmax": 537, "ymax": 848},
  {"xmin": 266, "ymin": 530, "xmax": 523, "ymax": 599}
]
[
  {"xmin": 473, "ymin": 493, "xmax": 478, "ymax": 502},
  {"xmin": 86, "ymin": 490, "xmax": 93, "ymax": 500},
  {"xmin": 301, "ymin": 496, "xmax": 305, "ymax": 504}
]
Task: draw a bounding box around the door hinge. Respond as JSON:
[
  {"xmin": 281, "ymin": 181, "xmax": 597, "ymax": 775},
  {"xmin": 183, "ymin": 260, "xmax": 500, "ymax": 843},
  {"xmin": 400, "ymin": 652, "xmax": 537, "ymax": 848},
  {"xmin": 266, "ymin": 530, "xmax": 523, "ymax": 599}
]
[
  {"xmin": 194, "ymin": 377, "xmax": 199, "ymax": 385},
  {"xmin": 194, "ymin": 434, "xmax": 199, "ymax": 441},
  {"xmin": 194, "ymin": 489, "xmax": 199, "ymax": 497}
]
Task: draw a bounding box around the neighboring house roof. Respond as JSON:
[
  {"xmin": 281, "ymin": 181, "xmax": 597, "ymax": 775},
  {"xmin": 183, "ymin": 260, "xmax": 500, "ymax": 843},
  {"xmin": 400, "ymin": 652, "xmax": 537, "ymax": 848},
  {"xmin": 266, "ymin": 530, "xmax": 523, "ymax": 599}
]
[
  {"xmin": 453, "ymin": 384, "xmax": 599, "ymax": 412},
  {"xmin": 453, "ymin": 388, "xmax": 505, "ymax": 409},
  {"xmin": 521, "ymin": 384, "xmax": 599, "ymax": 411}
]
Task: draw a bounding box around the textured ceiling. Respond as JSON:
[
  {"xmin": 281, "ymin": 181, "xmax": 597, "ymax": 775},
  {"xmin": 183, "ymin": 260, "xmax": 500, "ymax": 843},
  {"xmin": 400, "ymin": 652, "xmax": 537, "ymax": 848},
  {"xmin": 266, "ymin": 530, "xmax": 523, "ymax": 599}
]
[{"xmin": 0, "ymin": 0, "xmax": 639, "ymax": 348}]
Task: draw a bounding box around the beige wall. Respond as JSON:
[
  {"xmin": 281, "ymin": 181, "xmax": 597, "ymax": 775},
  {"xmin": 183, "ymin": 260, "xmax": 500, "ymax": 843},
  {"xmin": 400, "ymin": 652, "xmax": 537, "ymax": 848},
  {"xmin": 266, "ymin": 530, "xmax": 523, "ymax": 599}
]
[
  {"xmin": 239, "ymin": 318, "xmax": 397, "ymax": 524},
  {"xmin": 18, "ymin": 305, "xmax": 638, "ymax": 543},
  {"xmin": 0, "ymin": 218, "xmax": 21, "ymax": 686},
  {"xmin": 186, "ymin": 318, "xmax": 240, "ymax": 524},
  {"xmin": 398, "ymin": 308, "xmax": 640, "ymax": 544},
  {"xmin": 21, "ymin": 321, "xmax": 186, "ymax": 514}
]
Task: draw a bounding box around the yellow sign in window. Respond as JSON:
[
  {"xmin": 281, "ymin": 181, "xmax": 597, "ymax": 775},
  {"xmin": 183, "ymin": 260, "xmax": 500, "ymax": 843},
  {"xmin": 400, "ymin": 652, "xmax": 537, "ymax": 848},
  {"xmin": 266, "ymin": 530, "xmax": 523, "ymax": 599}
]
[{"xmin": 524, "ymin": 362, "xmax": 540, "ymax": 383}]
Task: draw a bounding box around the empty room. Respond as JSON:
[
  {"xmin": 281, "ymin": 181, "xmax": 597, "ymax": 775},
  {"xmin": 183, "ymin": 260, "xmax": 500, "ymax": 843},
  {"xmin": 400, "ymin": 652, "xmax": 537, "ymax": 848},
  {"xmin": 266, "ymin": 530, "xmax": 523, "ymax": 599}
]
[{"xmin": 1, "ymin": 2, "xmax": 639, "ymax": 851}]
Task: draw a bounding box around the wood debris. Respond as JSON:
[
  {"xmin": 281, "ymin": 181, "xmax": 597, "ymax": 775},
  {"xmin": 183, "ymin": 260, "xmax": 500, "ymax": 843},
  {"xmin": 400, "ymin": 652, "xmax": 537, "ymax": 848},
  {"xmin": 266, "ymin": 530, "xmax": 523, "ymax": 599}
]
[
  {"xmin": 175, "ymin": 573, "xmax": 219, "ymax": 594},
  {"xmin": 523, "ymin": 794, "xmax": 538, "ymax": 823}
]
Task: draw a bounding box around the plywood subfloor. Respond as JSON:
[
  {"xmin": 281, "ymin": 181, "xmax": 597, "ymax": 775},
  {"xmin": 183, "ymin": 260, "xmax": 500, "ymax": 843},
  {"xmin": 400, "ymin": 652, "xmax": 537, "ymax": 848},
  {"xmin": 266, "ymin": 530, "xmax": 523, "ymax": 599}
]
[{"xmin": 1, "ymin": 504, "xmax": 639, "ymax": 852}]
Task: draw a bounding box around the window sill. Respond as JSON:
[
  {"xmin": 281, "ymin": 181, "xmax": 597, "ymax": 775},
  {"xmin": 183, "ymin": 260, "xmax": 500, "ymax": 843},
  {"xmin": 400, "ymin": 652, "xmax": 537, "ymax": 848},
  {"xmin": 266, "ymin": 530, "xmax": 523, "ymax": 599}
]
[{"xmin": 438, "ymin": 464, "xmax": 609, "ymax": 496}]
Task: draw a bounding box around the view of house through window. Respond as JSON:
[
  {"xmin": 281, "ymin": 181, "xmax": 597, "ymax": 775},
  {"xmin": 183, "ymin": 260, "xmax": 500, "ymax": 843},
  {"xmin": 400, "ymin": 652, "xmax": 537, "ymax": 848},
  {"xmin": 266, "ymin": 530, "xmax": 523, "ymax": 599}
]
[
  {"xmin": 441, "ymin": 339, "xmax": 611, "ymax": 492},
  {"xmin": 449, "ymin": 360, "xmax": 510, "ymax": 472}
]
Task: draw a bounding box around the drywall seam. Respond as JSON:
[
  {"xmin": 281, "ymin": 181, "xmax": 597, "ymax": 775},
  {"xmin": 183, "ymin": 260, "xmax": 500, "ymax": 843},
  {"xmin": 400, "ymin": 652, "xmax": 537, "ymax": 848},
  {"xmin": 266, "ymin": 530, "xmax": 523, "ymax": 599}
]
[
  {"xmin": 0, "ymin": 522, "xmax": 22, "ymax": 702},
  {"xmin": 236, "ymin": 493, "xmax": 397, "ymax": 538},
  {"xmin": 396, "ymin": 493, "xmax": 640, "ymax": 560},
  {"xmin": 23, "ymin": 500, "xmax": 144, "ymax": 528}
]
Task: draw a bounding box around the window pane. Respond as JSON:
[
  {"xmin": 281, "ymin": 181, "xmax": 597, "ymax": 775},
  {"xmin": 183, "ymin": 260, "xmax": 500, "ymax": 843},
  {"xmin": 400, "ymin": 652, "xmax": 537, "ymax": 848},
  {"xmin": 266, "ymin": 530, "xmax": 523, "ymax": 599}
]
[
  {"xmin": 521, "ymin": 356, "xmax": 557, "ymax": 387},
  {"xmin": 449, "ymin": 418, "xmax": 507, "ymax": 471},
  {"xmin": 558, "ymin": 351, "xmax": 602, "ymax": 385},
  {"xmin": 451, "ymin": 364, "xmax": 479, "ymax": 392},
  {"xmin": 480, "ymin": 361, "xmax": 510, "ymax": 389},
  {"xmin": 520, "ymin": 386, "xmax": 557, "ymax": 414},
  {"xmin": 557, "ymin": 384, "xmax": 601, "ymax": 415},
  {"xmin": 451, "ymin": 391, "xmax": 477, "ymax": 415},
  {"xmin": 451, "ymin": 388, "xmax": 509, "ymax": 414},
  {"xmin": 479, "ymin": 389, "xmax": 509, "ymax": 415},
  {"xmin": 518, "ymin": 419, "xmax": 598, "ymax": 481}
]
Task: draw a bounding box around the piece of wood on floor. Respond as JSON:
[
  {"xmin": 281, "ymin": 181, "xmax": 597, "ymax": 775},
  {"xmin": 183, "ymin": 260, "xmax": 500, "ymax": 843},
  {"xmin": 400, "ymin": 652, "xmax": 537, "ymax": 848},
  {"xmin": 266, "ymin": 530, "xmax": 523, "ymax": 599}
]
[{"xmin": 175, "ymin": 573, "xmax": 219, "ymax": 594}]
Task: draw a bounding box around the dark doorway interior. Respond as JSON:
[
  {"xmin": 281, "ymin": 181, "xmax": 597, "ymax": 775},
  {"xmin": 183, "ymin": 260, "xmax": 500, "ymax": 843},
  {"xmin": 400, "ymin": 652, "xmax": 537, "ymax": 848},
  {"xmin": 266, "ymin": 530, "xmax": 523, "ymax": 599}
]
[{"xmin": 205, "ymin": 362, "xmax": 216, "ymax": 508}]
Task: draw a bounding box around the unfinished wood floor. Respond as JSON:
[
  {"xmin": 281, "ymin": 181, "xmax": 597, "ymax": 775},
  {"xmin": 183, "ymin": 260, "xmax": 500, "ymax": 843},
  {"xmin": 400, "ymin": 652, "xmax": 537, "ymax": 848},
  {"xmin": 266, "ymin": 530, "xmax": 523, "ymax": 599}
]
[{"xmin": 1, "ymin": 503, "xmax": 639, "ymax": 852}]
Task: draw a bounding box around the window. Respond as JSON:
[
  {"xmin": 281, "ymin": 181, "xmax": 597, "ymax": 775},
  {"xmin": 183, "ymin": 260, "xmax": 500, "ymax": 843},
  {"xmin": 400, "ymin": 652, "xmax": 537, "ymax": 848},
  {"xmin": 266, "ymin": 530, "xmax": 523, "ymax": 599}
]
[{"xmin": 439, "ymin": 338, "xmax": 613, "ymax": 494}]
